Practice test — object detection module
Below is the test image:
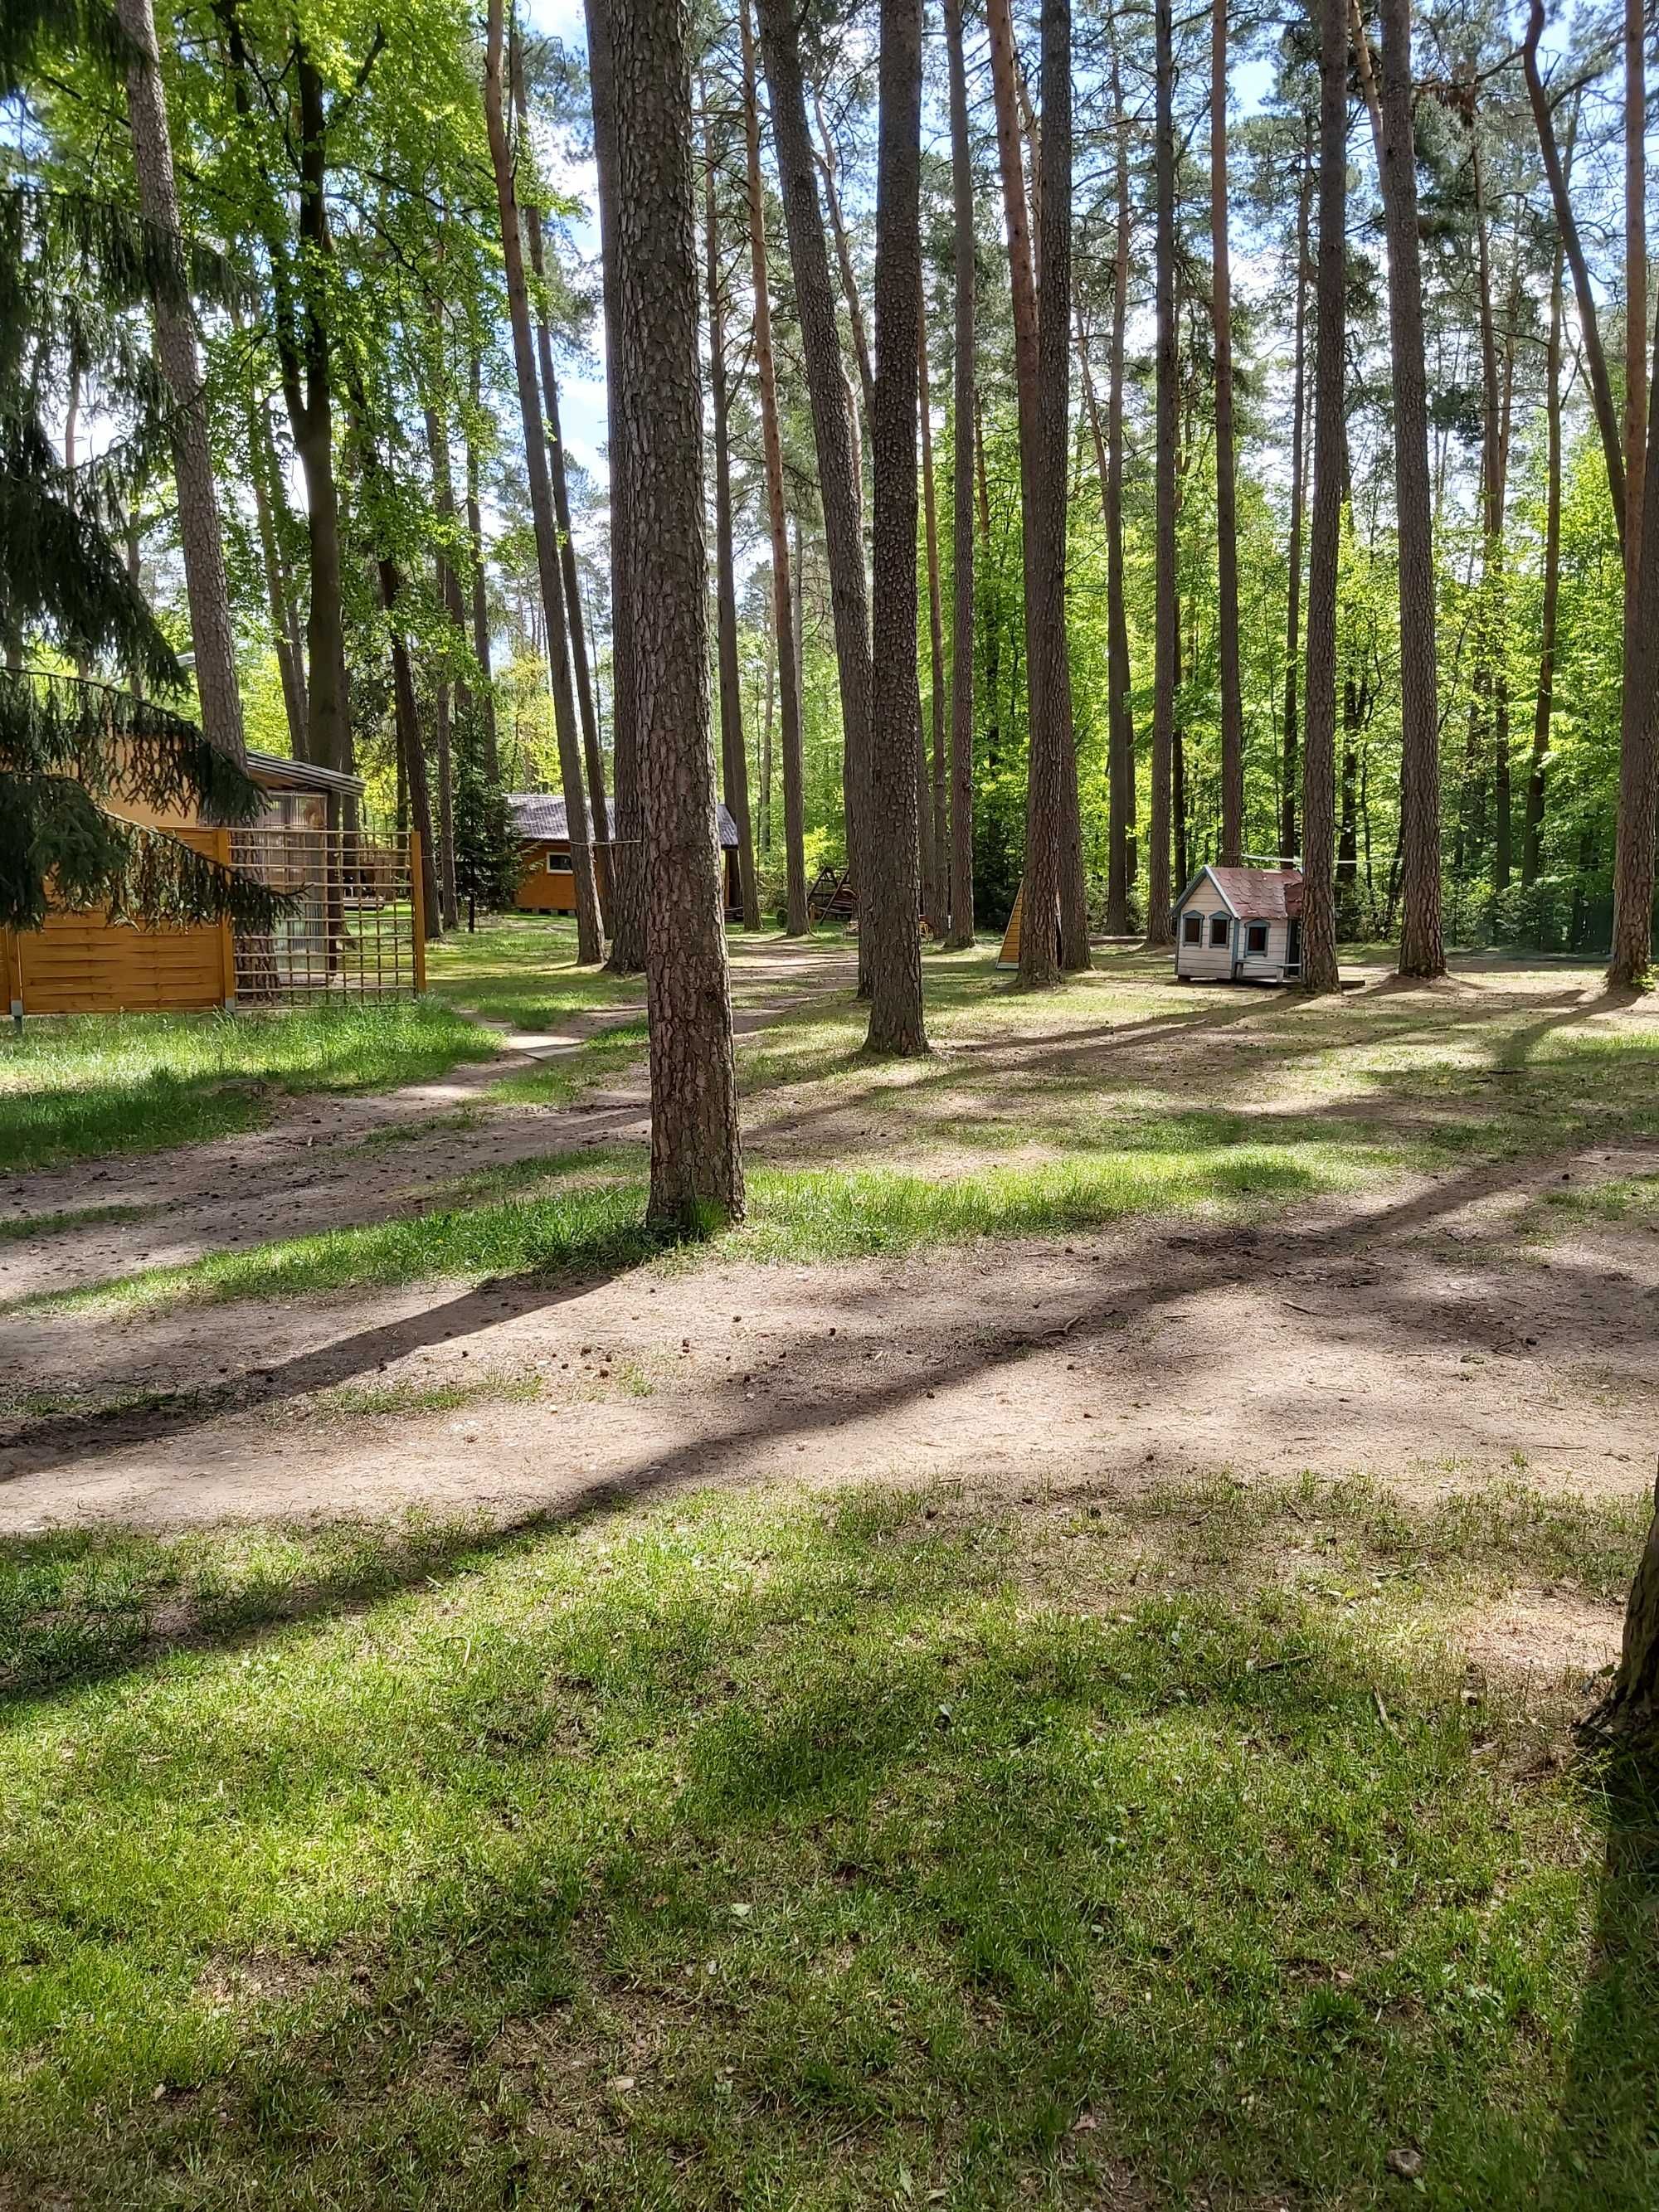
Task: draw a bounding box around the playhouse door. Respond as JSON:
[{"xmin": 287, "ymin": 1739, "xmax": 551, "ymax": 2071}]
[{"xmin": 1287, "ymin": 920, "xmax": 1302, "ymax": 974}]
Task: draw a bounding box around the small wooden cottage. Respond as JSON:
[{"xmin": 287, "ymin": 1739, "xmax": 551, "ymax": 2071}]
[
  {"xmin": 2, "ymin": 751, "xmax": 372, "ymax": 1017},
  {"xmin": 1173, "ymin": 865, "xmax": 1304, "ymax": 984},
  {"xmin": 508, "ymin": 794, "xmax": 742, "ymax": 918}
]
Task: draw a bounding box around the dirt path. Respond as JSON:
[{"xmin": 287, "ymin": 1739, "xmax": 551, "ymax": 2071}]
[
  {"xmin": 2, "ymin": 950, "xmax": 1654, "ymax": 1567},
  {"xmin": 0, "ymin": 937, "xmax": 856, "ymax": 1304}
]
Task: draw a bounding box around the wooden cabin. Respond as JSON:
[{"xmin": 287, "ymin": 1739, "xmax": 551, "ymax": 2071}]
[
  {"xmin": 2, "ymin": 752, "xmax": 367, "ymax": 1018},
  {"xmin": 1173, "ymin": 865, "xmax": 1303, "ymax": 984},
  {"xmin": 508, "ymin": 794, "xmax": 742, "ymax": 918}
]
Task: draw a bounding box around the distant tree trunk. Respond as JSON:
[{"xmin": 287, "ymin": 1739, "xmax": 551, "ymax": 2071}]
[
  {"xmin": 1107, "ymin": 24, "xmax": 1136, "ymax": 916},
  {"xmin": 424, "ymin": 396, "xmax": 468, "ymax": 929},
  {"xmin": 378, "ymin": 556, "xmax": 440, "ymax": 936},
  {"xmin": 1282, "ymin": 154, "xmax": 1311, "ymax": 866},
  {"xmin": 1210, "ymin": 0, "xmax": 1243, "ymax": 864},
  {"xmin": 1609, "ymin": 322, "xmax": 1659, "ymax": 985},
  {"xmin": 757, "ymin": 0, "xmax": 875, "ymax": 993},
  {"xmin": 703, "ymin": 95, "xmax": 761, "ymax": 931},
  {"xmin": 119, "ymin": 0, "xmax": 247, "ymax": 768},
  {"xmin": 610, "ymin": 0, "xmax": 743, "ymax": 1226},
  {"xmin": 864, "ymin": 0, "xmax": 927, "ymax": 1054},
  {"xmin": 513, "ymin": 32, "xmax": 610, "ymax": 914},
  {"xmin": 1377, "ymin": 0, "xmax": 1444, "ymax": 978},
  {"xmin": 242, "ymin": 354, "xmax": 309, "ymax": 758},
  {"xmin": 485, "ymin": 0, "xmax": 603, "ymax": 963},
  {"xmin": 944, "ymin": 0, "xmax": 975, "ymax": 947},
  {"xmin": 290, "ymin": 42, "xmax": 352, "ymax": 780},
  {"xmin": 989, "ymin": 0, "xmax": 1087, "ymax": 981},
  {"xmin": 1037, "ymin": 0, "xmax": 1089, "ymax": 974},
  {"xmin": 1338, "ymin": 673, "xmax": 1362, "ymax": 929},
  {"xmin": 740, "ymin": 0, "xmax": 808, "ymax": 935},
  {"xmin": 1300, "ymin": 0, "xmax": 1345, "ymax": 994},
  {"xmin": 813, "ymin": 87, "xmax": 875, "ymax": 428},
  {"xmin": 1524, "ymin": 216, "xmax": 1567, "ymax": 889},
  {"xmin": 1623, "ymin": 0, "xmax": 1646, "ymax": 600},
  {"xmin": 760, "ymin": 633, "xmax": 774, "ymax": 854},
  {"xmin": 584, "ymin": 0, "xmax": 646, "ymax": 975},
  {"xmin": 918, "ymin": 296, "xmax": 949, "ymax": 939},
  {"xmin": 1523, "ymin": 0, "xmax": 1624, "ymax": 554},
  {"xmin": 1147, "ymin": 0, "xmax": 1178, "ymax": 944},
  {"xmin": 464, "ymin": 350, "xmax": 500, "ymax": 785}
]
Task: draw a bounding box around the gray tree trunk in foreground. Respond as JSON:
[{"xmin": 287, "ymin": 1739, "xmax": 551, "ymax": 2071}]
[{"xmin": 610, "ymin": 0, "xmax": 744, "ymax": 1225}]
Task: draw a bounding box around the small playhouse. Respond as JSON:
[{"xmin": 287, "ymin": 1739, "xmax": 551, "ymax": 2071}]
[{"xmin": 1173, "ymin": 864, "xmax": 1304, "ymax": 984}]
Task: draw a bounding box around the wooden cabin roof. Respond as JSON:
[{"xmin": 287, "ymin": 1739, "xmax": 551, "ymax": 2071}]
[
  {"xmin": 508, "ymin": 793, "xmax": 739, "ymax": 848},
  {"xmin": 245, "ymin": 750, "xmax": 364, "ymax": 800}
]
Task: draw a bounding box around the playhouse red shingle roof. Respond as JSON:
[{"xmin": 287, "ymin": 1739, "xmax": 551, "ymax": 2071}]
[{"xmin": 1190, "ymin": 866, "xmax": 1303, "ymax": 922}]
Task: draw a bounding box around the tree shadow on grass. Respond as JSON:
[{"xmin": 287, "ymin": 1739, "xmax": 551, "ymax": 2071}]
[{"xmin": 1541, "ymin": 1755, "xmax": 1659, "ymax": 2206}]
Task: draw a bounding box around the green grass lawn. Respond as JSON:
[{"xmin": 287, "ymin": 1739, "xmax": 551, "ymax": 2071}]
[
  {"xmin": 0, "ymin": 1000, "xmax": 497, "ymax": 1173},
  {"xmin": 1, "ymin": 1475, "xmax": 1653, "ymax": 2208},
  {"xmin": 425, "ymin": 913, "xmax": 645, "ymax": 1028}
]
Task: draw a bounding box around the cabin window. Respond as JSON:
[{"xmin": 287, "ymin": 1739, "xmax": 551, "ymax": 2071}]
[
  {"xmin": 546, "ymin": 850, "xmax": 573, "ymax": 874},
  {"xmin": 1208, "ymin": 915, "xmax": 1228, "ymax": 948},
  {"xmin": 1245, "ymin": 921, "xmax": 1269, "ymax": 955},
  {"xmin": 1181, "ymin": 913, "xmax": 1202, "ymax": 946}
]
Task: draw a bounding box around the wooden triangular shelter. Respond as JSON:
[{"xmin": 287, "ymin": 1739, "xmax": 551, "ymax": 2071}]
[{"xmin": 995, "ymin": 876, "xmax": 1062, "ymax": 970}]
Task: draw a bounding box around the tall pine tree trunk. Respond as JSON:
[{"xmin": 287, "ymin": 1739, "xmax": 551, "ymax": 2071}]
[
  {"xmin": 944, "ymin": 0, "xmax": 975, "ymax": 947},
  {"xmin": 464, "ymin": 350, "xmax": 500, "ymax": 786},
  {"xmin": 1282, "ymin": 154, "xmax": 1310, "ymax": 866},
  {"xmin": 1524, "ymin": 218, "xmax": 1567, "ymax": 889},
  {"xmin": 485, "ymin": 0, "xmax": 603, "ymax": 963},
  {"xmin": 378, "ymin": 556, "xmax": 440, "ymax": 937},
  {"xmin": 1148, "ymin": 0, "xmax": 1178, "ymax": 944},
  {"xmin": 918, "ymin": 297, "xmax": 948, "ymax": 939},
  {"xmin": 864, "ymin": 0, "xmax": 927, "ymax": 1054},
  {"xmin": 1107, "ymin": 21, "xmax": 1136, "ymax": 922},
  {"xmin": 703, "ymin": 98, "xmax": 761, "ymax": 931},
  {"xmin": 740, "ymin": 0, "xmax": 808, "ymax": 935},
  {"xmin": 610, "ymin": 0, "xmax": 743, "ymax": 1226},
  {"xmin": 513, "ymin": 32, "xmax": 610, "ymax": 915},
  {"xmin": 583, "ymin": 0, "xmax": 646, "ymax": 974},
  {"xmin": 1210, "ymin": 0, "xmax": 1243, "ymax": 864},
  {"xmin": 1378, "ymin": 0, "xmax": 1444, "ymax": 977},
  {"xmin": 119, "ymin": 0, "xmax": 246, "ymax": 768},
  {"xmin": 1300, "ymin": 0, "xmax": 1345, "ymax": 994},
  {"xmin": 1610, "ymin": 317, "xmax": 1659, "ymax": 985},
  {"xmin": 757, "ymin": 0, "xmax": 875, "ymax": 992}
]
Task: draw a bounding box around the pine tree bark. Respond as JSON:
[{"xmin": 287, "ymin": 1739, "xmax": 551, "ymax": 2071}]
[
  {"xmin": 703, "ymin": 98, "xmax": 761, "ymax": 931},
  {"xmin": 1282, "ymin": 154, "xmax": 1311, "ymax": 867},
  {"xmin": 583, "ymin": 1, "xmax": 646, "ymax": 974},
  {"xmin": 464, "ymin": 350, "xmax": 500, "ymax": 786},
  {"xmin": 864, "ymin": 0, "xmax": 927, "ymax": 1054},
  {"xmin": 988, "ymin": 0, "xmax": 1085, "ymax": 982},
  {"xmin": 1210, "ymin": 0, "xmax": 1243, "ymax": 865},
  {"xmin": 740, "ymin": 0, "xmax": 808, "ymax": 935},
  {"xmin": 423, "ymin": 400, "xmax": 464, "ymax": 930},
  {"xmin": 1300, "ymin": 0, "xmax": 1345, "ymax": 994},
  {"xmin": 756, "ymin": 0, "xmax": 875, "ymax": 987},
  {"xmin": 1586, "ymin": 1460, "xmax": 1659, "ymax": 1755},
  {"xmin": 610, "ymin": 0, "xmax": 743, "ymax": 1225},
  {"xmin": 1106, "ymin": 23, "xmax": 1136, "ymax": 920},
  {"xmin": 813, "ymin": 88, "xmax": 875, "ymax": 429},
  {"xmin": 485, "ymin": 0, "xmax": 603, "ymax": 964},
  {"xmin": 1609, "ymin": 315, "xmax": 1659, "ymax": 986},
  {"xmin": 377, "ymin": 556, "xmax": 440, "ymax": 936},
  {"xmin": 1524, "ymin": 220, "xmax": 1567, "ymax": 888},
  {"xmin": 1148, "ymin": 0, "xmax": 1178, "ymax": 943},
  {"xmin": 918, "ymin": 297, "xmax": 949, "ymax": 939},
  {"xmin": 119, "ymin": 0, "xmax": 246, "ymax": 768},
  {"xmin": 1623, "ymin": 0, "xmax": 1645, "ymax": 599},
  {"xmin": 944, "ymin": 0, "xmax": 975, "ymax": 948},
  {"xmin": 1377, "ymin": 0, "xmax": 1444, "ymax": 978}
]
